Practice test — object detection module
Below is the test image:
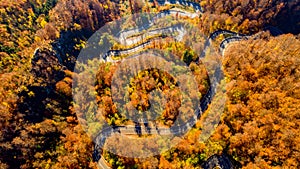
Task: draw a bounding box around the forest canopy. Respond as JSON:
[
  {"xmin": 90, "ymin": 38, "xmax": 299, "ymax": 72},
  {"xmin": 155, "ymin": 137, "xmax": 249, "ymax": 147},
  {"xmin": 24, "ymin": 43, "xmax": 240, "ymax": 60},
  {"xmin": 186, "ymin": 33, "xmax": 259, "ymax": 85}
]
[{"xmin": 0, "ymin": 0, "xmax": 299, "ymax": 168}]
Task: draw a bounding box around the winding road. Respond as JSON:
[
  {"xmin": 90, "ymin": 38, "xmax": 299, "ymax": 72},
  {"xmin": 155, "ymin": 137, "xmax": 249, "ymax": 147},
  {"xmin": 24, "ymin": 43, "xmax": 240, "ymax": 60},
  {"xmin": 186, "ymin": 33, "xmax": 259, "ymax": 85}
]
[
  {"xmin": 102, "ymin": 24, "xmax": 187, "ymax": 61},
  {"xmin": 102, "ymin": 7, "xmax": 202, "ymax": 61},
  {"xmin": 94, "ymin": 1, "xmax": 234, "ymax": 169},
  {"xmin": 90, "ymin": 1, "xmax": 282, "ymax": 168},
  {"xmin": 95, "ymin": 8, "xmax": 219, "ymax": 169},
  {"xmin": 24, "ymin": 1, "xmax": 285, "ymax": 169},
  {"xmin": 153, "ymin": 0, "xmax": 203, "ymax": 13},
  {"xmin": 117, "ymin": 8, "xmax": 200, "ymax": 42},
  {"xmin": 94, "ymin": 1, "xmax": 210, "ymax": 168}
]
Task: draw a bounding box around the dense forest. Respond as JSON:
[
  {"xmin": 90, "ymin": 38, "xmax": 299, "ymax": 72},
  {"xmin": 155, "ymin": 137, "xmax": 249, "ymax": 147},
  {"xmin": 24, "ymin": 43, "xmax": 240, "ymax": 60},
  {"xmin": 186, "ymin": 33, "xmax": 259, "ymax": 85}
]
[{"xmin": 0, "ymin": 0, "xmax": 299, "ymax": 168}]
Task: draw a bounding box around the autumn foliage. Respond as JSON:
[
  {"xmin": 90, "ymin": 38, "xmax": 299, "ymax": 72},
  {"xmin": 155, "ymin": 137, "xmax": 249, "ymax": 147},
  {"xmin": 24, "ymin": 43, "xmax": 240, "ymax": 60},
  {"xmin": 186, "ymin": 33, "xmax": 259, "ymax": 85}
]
[{"xmin": 0, "ymin": 0, "xmax": 299, "ymax": 168}]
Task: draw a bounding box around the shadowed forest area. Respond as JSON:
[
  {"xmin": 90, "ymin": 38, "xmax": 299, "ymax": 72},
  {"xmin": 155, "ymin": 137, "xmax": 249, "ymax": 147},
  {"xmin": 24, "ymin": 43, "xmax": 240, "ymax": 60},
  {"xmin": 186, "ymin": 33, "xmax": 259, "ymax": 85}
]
[{"xmin": 0, "ymin": 0, "xmax": 299, "ymax": 168}]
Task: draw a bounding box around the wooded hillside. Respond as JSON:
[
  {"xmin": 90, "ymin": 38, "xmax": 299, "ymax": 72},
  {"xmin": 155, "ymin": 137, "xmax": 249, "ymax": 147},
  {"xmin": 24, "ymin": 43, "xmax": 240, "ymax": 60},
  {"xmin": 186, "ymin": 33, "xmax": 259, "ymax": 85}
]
[{"xmin": 0, "ymin": 0, "xmax": 299, "ymax": 168}]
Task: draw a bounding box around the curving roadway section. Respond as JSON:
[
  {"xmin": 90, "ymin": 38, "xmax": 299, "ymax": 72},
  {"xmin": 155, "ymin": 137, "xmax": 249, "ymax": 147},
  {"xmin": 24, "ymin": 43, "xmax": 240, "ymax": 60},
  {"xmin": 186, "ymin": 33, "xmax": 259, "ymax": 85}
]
[
  {"xmin": 94, "ymin": 1, "xmax": 243, "ymax": 169},
  {"xmin": 94, "ymin": 2, "xmax": 210, "ymax": 168},
  {"xmin": 91, "ymin": 1, "xmax": 283, "ymax": 168},
  {"xmin": 117, "ymin": 6, "xmax": 201, "ymax": 42},
  {"xmin": 152, "ymin": 0, "xmax": 203, "ymax": 13},
  {"xmin": 103, "ymin": 24, "xmax": 187, "ymax": 61},
  {"xmin": 219, "ymin": 36, "xmax": 248, "ymax": 55},
  {"xmin": 95, "ymin": 16, "xmax": 220, "ymax": 169},
  {"xmin": 27, "ymin": 2, "xmax": 282, "ymax": 168},
  {"xmin": 199, "ymin": 30, "xmax": 246, "ymax": 59}
]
